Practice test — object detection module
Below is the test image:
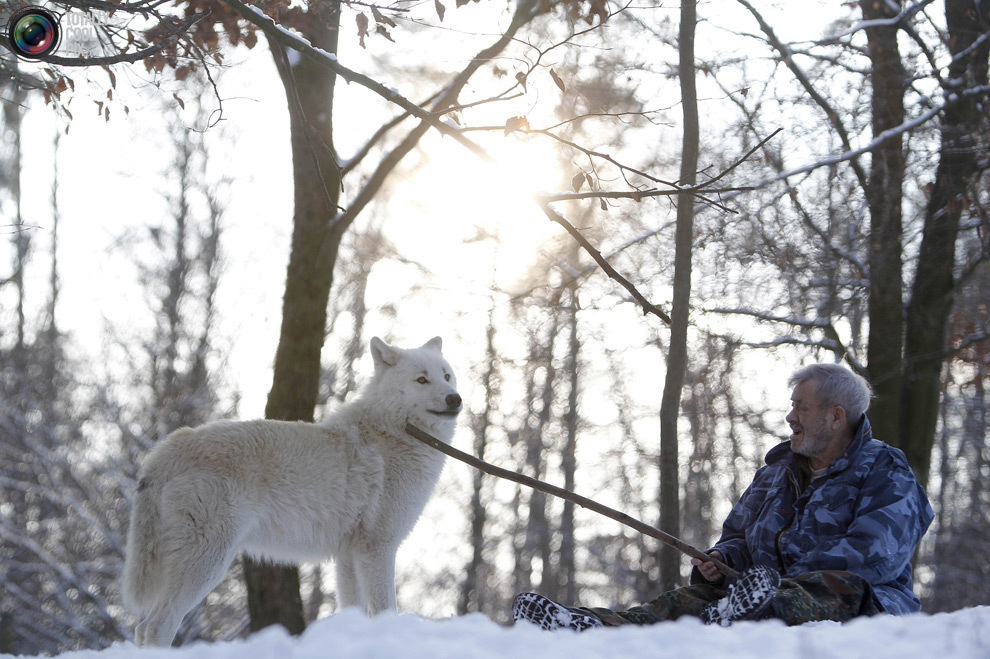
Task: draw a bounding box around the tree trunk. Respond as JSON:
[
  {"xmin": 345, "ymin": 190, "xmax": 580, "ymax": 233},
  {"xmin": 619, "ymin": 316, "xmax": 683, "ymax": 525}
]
[
  {"xmin": 521, "ymin": 311, "xmax": 561, "ymax": 598},
  {"xmin": 7, "ymin": 80, "xmax": 28, "ymax": 356},
  {"xmin": 559, "ymin": 250, "xmax": 581, "ymax": 603},
  {"xmin": 458, "ymin": 301, "xmax": 498, "ymax": 615},
  {"xmin": 658, "ymin": 0, "xmax": 698, "ymax": 591},
  {"xmin": 901, "ymin": 0, "xmax": 989, "ymax": 485},
  {"xmin": 243, "ymin": 7, "xmax": 342, "ymax": 636},
  {"xmin": 44, "ymin": 131, "xmax": 60, "ymax": 398},
  {"xmin": 860, "ymin": 0, "xmax": 906, "ymax": 443}
]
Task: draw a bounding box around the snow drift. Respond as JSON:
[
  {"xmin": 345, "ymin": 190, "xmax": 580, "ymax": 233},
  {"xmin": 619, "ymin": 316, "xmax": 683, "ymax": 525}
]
[{"xmin": 26, "ymin": 605, "xmax": 990, "ymax": 659}]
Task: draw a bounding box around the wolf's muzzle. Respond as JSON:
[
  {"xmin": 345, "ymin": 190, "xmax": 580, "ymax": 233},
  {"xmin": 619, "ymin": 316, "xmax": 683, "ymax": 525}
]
[{"xmin": 430, "ymin": 393, "xmax": 462, "ymax": 416}]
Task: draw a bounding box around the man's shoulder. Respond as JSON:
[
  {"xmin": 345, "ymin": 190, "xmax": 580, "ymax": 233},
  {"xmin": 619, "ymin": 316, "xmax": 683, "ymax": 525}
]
[
  {"xmin": 856, "ymin": 436, "xmax": 914, "ymax": 474},
  {"xmin": 849, "ymin": 439, "xmax": 930, "ymax": 511}
]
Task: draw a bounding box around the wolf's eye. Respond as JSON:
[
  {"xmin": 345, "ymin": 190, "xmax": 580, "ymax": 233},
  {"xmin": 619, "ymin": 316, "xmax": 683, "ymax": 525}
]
[
  {"xmin": 417, "ymin": 376, "xmax": 429, "ymax": 384},
  {"xmin": 444, "ymin": 373, "xmax": 451, "ymax": 381}
]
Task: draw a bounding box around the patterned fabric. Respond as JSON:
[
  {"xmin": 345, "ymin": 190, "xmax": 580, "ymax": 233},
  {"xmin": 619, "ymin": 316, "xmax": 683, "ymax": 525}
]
[
  {"xmin": 770, "ymin": 570, "xmax": 882, "ymax": 625},
  {"xmin": 583, "ymin": 585, "xmax": 719, "ymax": 626},
  {"xmin": 513, "ymin": 592, "xmax": 604, "ymax": 631},
  {"xmin": 701, "ymin": 565, "xmax": 781, "ymax": 626},
  {"xmin": 708, "ymin": 415, "xmax": 934, "ymax": 615},
  {"xmin": 584, "ymin": 570, "xmax": 880, "ymax": 627}
]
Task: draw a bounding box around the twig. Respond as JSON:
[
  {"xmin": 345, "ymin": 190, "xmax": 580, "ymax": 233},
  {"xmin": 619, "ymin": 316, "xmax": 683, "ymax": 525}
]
[
  {"xmin": 536, "ymin": 204, "xmax": 672, "ymax": 323},
  {"xmin": 405, "ymin": 422, "xmax": 740, "ymax": 580},
  {"xmin": 40, "ymin": 10, "xmax": 210, "ymax": 66}
]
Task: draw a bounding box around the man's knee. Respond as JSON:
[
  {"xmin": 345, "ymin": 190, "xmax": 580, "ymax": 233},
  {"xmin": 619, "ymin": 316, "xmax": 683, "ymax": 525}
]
[{"xmin": 773, "ymin": 570, "xmax": 881, "ymax": 624}]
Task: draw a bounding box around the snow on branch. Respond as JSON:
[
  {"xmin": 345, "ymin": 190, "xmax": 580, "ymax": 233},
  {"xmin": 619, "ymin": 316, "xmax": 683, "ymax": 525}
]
[
  {"xmin": 814, "ymin": 0, "xmax": 937, "ymax": 44},
  {"xmin": 712, "ymin": 84, "xmax": 990, "ymax": 208},
  {"xmin": 707, "ymin": 306, "xmax": 867, "ymax": 375}
]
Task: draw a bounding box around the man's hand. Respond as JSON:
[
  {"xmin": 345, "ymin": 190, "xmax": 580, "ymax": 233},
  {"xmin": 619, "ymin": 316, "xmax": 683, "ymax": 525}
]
[{"xmin": 691, "ymin": 550, "xmax": 726, "ymax": 586}]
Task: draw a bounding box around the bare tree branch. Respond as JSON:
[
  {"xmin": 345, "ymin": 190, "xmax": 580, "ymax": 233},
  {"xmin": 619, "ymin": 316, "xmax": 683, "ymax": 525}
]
[
  {"xmin": 35, "ymin": 10, "xmax": 210, "ymax": 67},
  {"xmin": 707, "ymin": 306, "xmax": 867, "ymax": 374},
  {"xmin": 714, "ymin": 84, "xmax": 990, "ymax": 206},
  {"xmin": 735, "ymin": 0, "xmax": 870, "ymax": 193}
]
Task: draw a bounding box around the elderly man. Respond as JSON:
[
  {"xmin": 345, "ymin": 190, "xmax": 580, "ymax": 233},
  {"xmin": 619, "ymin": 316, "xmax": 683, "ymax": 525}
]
[{"xmin": 513, "ymin": 363, "xmax": 934, "ymax": 630}]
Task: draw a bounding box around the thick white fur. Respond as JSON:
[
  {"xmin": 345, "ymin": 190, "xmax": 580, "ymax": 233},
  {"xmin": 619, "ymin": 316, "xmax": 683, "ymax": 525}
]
[{"xmin": 122, "ymin": 337, "xmax": 461, "ymax": 646}]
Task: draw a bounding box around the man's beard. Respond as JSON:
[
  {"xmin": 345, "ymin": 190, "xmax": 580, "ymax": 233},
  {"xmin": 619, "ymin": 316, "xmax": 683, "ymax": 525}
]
[{"xmin": 791, "ymin": 415, "xmax": 830, "ymax": 460}]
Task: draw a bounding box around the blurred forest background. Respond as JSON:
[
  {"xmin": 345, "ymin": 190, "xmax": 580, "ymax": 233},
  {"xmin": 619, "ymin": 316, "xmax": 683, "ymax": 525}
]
[{"xmin": 1, "ymin": 0, "xmax": 988, "ymax": 654}]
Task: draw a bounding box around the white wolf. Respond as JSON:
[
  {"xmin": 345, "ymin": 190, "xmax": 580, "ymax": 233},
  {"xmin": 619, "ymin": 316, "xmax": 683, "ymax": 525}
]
[{"xmin": 122, "ymin": 337, "xmax": 461, "ymax": 646}]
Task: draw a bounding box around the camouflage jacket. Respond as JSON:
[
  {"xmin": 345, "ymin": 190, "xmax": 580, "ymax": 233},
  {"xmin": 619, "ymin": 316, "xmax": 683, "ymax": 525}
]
[{"xmin": 709, "ymin": 416, "xmax": 934, "ymax": 615}]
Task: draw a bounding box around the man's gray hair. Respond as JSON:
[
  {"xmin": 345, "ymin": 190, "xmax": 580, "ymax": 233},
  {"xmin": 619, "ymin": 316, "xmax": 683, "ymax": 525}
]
[{"xmin": 788, "ymin": 363, "xmax": 874, "ymax": 423}]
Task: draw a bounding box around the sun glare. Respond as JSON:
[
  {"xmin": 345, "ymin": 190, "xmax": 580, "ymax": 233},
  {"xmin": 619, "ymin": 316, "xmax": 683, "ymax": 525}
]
[{"xmin": 405, "ymin": 130, "xmax": 566, "ymax": 292}]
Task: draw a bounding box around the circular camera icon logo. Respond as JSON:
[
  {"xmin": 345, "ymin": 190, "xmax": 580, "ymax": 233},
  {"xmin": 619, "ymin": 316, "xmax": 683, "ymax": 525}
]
[{"xmin": 7, "ymin": 6, "xmax": 61, "ymax": 60}]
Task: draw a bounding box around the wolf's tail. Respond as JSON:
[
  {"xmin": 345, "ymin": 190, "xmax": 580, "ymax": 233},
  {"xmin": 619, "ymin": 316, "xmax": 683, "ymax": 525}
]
[{"xmin": 122, "ymin": 473, "xmax": 165, "ymax": 616}]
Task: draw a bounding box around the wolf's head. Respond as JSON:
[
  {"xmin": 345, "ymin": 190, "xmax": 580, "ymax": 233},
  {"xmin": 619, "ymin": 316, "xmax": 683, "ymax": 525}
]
[{"xmin": 363, "ymin": 336, "xmax": 462, "ymax": 438}]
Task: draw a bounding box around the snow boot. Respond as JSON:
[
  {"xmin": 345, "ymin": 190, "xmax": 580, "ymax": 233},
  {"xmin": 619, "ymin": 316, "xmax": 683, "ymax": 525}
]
[
  {"xmin": 512, "ymin": 592, "xmax": 604, "ymax": 632},
  {"xmin": 701, "ymin": 564, "xmax": 781, "ymax": 627}
]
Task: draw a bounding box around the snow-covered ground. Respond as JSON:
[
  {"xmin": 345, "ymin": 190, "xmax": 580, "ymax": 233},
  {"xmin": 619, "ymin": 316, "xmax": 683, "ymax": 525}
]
[{"xmin": 22, "ymin": 605, "xmax": 990, "ymax": 659}]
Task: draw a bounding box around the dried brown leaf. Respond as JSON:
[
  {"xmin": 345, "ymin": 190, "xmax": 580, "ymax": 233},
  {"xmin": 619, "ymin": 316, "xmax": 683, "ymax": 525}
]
[
  {"xmin": 571, "ymin": 172, "xmax": 585, "ymax": 192},
  {"xmin": 371, "ymin": 6, "xmax": 397, "ymax": 28},
  {"xmin": 376, "ymin": 24, "xmax": 395, "ymax": 43},
  {"xmin": 504, "ymin": 115, "xmax": 530, "ymax": 136},
  {"xmin": 356, "ymin": 13, "xmax": 369, "ymax": 48}
]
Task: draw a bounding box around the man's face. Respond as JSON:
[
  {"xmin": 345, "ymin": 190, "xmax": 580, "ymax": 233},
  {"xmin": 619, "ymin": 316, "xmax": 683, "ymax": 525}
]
[{"xmin": 785, "ymin": 379, "xmax": 832, "ymax": 461}]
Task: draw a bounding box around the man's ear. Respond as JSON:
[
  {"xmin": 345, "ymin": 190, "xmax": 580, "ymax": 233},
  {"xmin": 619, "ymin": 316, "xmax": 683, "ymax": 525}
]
[
  {"xmin": 830, "ymin": 405, "xmax": 847, "ymax": 431},
  {"xmin": 371, "ymin": 337, "xmax": 400, "ymax": 372},
  {"xmin": 421, "ymin": 336, "xmax": 443, "ymax": 353}
]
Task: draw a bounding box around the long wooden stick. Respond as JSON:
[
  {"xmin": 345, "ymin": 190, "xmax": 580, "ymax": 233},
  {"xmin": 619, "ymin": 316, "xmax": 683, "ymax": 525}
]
[{"xmin": 405, "ymin": 423, "xmax": 740, "ymax": 581}]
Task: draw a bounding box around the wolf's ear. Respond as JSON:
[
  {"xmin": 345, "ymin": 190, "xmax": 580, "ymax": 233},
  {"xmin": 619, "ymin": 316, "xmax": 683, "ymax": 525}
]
[
  {"xmin": 421, "ymin": 336, "xmax": 443, "ymax": 353},
  {"xmin": 370, "ymin": 337, "xmax": 400, "ymax": 371}
]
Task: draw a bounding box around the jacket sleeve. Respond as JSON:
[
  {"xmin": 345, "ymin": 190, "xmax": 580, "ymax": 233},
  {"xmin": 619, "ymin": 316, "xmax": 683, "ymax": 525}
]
[
  {"xmin": 711, "ymin": 517, "xmax": 751, "ymax": 573},
  {"xmin": 785, "ymin": 452, "xmax": 933, "ymax": 583}
]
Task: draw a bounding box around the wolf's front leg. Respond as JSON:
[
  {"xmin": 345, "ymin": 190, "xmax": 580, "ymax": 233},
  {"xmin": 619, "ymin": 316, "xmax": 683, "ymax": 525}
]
[
  {"xmin": 358, "ymin": 545, "xmax": 397, "ymax": 615},
  {"xmin": 335, "ymin": 545, "xmax": 363, "ymax": 610}
]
